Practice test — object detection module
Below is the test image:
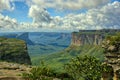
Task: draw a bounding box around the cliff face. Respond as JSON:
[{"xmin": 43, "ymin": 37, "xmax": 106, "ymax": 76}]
[
  {"xmin": 71, "ymin": 29, "xmax": 120, "ymax": 46},
  {"xmin": 71, "ymin": 33, "xmax": 104, "ymax": 46},
  {"xmin": 0, "ymin": 37, "xmax": 31, "ymax": 65}
]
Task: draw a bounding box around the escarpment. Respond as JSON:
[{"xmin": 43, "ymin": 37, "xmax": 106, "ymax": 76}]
[
  {"xmin": 0, "ymin": 37, "xmax": 31, "ymax": 65},
  {"xmin": 71, "ymin": 29, "xmax": 120, "ymax": 46}
]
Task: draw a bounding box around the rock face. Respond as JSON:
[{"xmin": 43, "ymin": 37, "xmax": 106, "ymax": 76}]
[
  {"xmin": 0, "ymin": 37, "xmax": 31, "ymax": 65},
  {"xmin": 102, "ymin": 32, "xmax": 120, "ymax": 80},
  {"xmin": 71, "ymin": 29, "xmax": 120, "ymax": 46}
]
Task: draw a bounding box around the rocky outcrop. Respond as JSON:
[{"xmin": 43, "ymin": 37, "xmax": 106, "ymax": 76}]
[
  {"xmin": 0, "ymin": 37, "xmax": 31, "ymax": 65},
  {"xmin": 71, "ymin": 32, "xmax": 104, "ymax": 46},
  {"xmin": 71, "ymin": 29, "xmax": 120, "ymax": 46},
  {"xmin": 0, "ymin": 62, "xmax": 31, "ymax": 80},
  {"xmin": 102, "ymin": 33, "xmax": 120, "ymax": 80}
]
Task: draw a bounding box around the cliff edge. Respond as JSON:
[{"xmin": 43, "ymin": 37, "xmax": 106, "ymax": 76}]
[
  {"xmin": 71, "ymin": 29, "xmax": 120, "ymax": 46},
  {"xmin": 0, "ymin": 37, "xmax": 31, "ymax": 65}
]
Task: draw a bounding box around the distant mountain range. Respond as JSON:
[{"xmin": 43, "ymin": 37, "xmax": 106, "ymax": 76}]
[{"xmin": 0, "ymin": 32, "xmax": 71, "ymax": 56}]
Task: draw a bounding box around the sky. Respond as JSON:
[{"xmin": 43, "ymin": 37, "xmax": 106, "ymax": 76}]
[{"xmin": 0, "ymin": 0, "xmax": 120, "ymax": 32}]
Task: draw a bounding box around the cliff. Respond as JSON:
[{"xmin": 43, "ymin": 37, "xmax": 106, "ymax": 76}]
[
  {"xmin": 0, "ymin": 32, "xmax": 34, "ymax": 45},
  {"xmin": 71, "ymin": 29, "xmax": 120, "ymax": 46},
  {"xmin": 0, "ymin": 37, "xmax": 31, "ymax": 65}
]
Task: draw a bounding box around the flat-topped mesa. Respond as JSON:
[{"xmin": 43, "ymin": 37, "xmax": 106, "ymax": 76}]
[
  {"xmin": 71, "ymin": 29, "xmax": 120, "ymax": 46},
  {"xmin": 0, "ymin": 37, "xmax": 31, "ymax": 65}
]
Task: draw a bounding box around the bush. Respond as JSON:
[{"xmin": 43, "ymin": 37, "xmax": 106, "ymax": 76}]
[
  {"xmin": 22, "ymin": 62, "xmax": 55, "ymax": 80},
  {"xmin": 65, "ymin": 55, "xmax": 102, "ymax": 80}
]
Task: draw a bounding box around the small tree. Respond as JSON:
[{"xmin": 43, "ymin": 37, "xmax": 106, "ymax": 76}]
[{"xmin": 65, "ymin": 55, "xmax": 102, "ymax": 80}]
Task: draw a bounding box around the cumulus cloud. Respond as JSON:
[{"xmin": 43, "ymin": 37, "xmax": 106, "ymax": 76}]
[
  {"xmin": 0, "ymin": 1, "xmax": 120, "ymax": 32},
  {"xmin": 29, "ymin": 5, "xmax": 52, "ymax": 23},
  {"xmin": 0, "ymin": 0, "xmax": 15, "ymax": 11},
  {"xmin": 31, "ymin": 0, "xmax": 110, "ymax": 10},
  {"xmin": 58, "ymin": 1, "xmax": 120, "ymax": 30},
  {"xmin": 28, "ymin": 1, "xmax": 120, "ymax": 31},
  {"xmin": 0, "ymin": 14, "xmax": 18, "ymax": 31}
]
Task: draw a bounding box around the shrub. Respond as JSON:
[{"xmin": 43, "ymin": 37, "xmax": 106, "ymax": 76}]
[
  {"xmin": 65, "ymin": 55, "xmax": 102, "ymax": 80},
  {"xmin": 22, "ymin": 62, "xmax": 54, "ymax": 80}
]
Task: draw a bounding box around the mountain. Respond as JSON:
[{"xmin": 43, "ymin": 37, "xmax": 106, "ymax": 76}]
[
  {"xmin": 0, "ymin": 37, "xmax": 31, "ymax": 65},
  {"xmin": 16, "ymin": 32, "xmax": 34, "ymax": 45},
  {"xmin": 0, "ymin": 32, "xmax": 71, "ymax": 56},
  {"xmin": 71, "ymin": 29, "xmax": 120, "ymax": 46},
  {"xmin": 0, "ymin": 32, "xmax": 34, "ymax": 45},
  {"xmin": 25, "ymin": 32, "xmax": 71, "ymax": 55},
  {"xmin": 32, "ymin": 29, "xmax": 120, "ymax": 72}
]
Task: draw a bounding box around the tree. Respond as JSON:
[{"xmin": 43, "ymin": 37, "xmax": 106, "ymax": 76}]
[{"xmin": 64, "ymin": 55, "xmax": 102, "ymax": 80}]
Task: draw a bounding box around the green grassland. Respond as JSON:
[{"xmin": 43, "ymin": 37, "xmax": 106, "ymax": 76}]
[{"xmin": 31, "ymin": 45, "xmax": 104, "ymax": 72}]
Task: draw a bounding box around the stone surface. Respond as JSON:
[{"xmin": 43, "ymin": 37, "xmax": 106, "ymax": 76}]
[
  {"xmin": 0, "ymin": 62, "xmax": 31, "ymax": 80},
  {"xmin": 71, "ymin": 29, "xmax": 120, "ymax": 46}
]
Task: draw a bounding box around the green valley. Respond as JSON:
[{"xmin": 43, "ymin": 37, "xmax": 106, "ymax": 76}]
[{"xmin": 32, "ymin": 45, "xmax": 104, "ymax": 72}]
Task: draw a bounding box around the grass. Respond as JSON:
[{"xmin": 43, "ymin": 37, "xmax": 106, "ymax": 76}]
[{"xmin": 31, "ymin": 45, "xmax": 104, "ymax": 72}]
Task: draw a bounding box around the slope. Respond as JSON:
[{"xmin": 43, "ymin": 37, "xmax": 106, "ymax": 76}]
[{"xmin": 32, "ymin": 45, "xmax": 104, "ymax": 72}]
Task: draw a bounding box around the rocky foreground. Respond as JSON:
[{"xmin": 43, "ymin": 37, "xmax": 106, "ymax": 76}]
[{"xmin": 0, "ymin": 61, "xmax": 31, "ymax": 80}]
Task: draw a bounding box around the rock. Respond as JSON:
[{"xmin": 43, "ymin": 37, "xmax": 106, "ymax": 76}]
[
  {"xmin": 108, "ymin": 45, "xmax": 116, "ymax": 51},
  {"xmin": 71, "ymin": 29, "xmax": 120, "ymax": 46}
]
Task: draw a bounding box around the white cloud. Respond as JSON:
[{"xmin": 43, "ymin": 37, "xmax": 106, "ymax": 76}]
[
  {"xmin": 28, "ymin": 1, "xmax": 120, "ymax": 31},
  {"xmin": 29, "ymin": 5, "xmax": 52, "ymax": 23},
  {"xmin": 0, "ymin": 1, "xmax": 120, "ymax": 32},
  {"xmin": 31, "ymin": 0, "xmax": 110, "ymax": 10},
  {"xmin": 59, "ymin": 1, "xmax": 120, "ymax": 30},
  {"xmin": 0, "ymin": 0, "xmax": 15, "ymax": 11},
  {"xmin": 0, "ymin": 14, "xmax": 18, "ymax": 31}
]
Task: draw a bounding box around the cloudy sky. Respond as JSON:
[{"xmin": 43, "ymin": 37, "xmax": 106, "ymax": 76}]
[{"xmin": 0, "ymin": 0, "xmax": 120, "ymax": 32}]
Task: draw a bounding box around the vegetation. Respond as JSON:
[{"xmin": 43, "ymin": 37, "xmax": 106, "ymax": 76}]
[
  {"xmin": 102, "ymin": 32, "xmax": 120, "ymax": 53},
  {"xmin": 22, "ymin": 67, "xmax": 53, "ymax": 80},
  {"xmin": 22, "ymin": 62, "xmax": 54, "ymax": 80},
  {"xmin": 65, "ymin": 55, "xmax": 102, "ymax": 80},
  {"xmin": 32, "ymin": 45, "xmax": 104, "ymax": 72},
  {"xmin": 0, "ymin": 37, "xmax": 31, "ymax": 64},
  {"xmin": 22, "ymin": 61, "xmax": 71, "ymax": 80},
  {"xmin": 24, "ymin": 55, "xmax": 114, "ymax": 80}
]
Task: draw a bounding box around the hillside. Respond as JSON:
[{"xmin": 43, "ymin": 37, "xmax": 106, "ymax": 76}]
[
  {"xmin": 32, "ymin": 29, "xmax": 120, "ymax": 72},
  {"xmin": 32, "ymin": 45, "xmax": 104, "ymax": 72},
  {"xmin": 0, "ymin": 32, "xmax": 71, "ymax": 56},
  {"xmin": 0, "ymin": 37, "xmax": 31, "ymax": 65}
]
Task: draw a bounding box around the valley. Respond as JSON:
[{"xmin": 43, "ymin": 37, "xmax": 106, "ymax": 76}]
[{"xmin": 0, "ymin": 29, "xmax": 120, "ymax": 80}]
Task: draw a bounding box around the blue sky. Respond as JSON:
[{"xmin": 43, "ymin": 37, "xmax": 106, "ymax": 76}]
[
  {"xmin": 1, "ymin": 1, "xmax": 32, "ymax": 23},
  {"xmin": 1, "ymin": 1, "xmax": 88, "ymax": 23},
  {"xmin": 0, "ymin": 0, "xmax": 120, "ymax": 32},
  {"xmin": 1, "ymin": 0, "xmax": 118, "ymax": 23}
]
